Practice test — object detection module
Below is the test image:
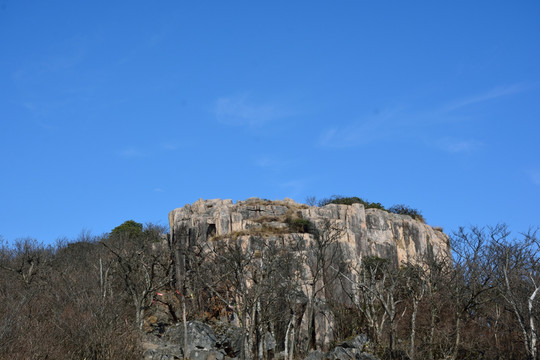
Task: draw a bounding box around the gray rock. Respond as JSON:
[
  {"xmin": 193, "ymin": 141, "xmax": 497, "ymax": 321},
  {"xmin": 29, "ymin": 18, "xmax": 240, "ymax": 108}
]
[
  {"xmin": 338, "ymin": 334, "xmax": 368, "ymax": 350},
  {"xmin": 213, "ymin": 321, "xmax": 244, "ymax": 357},
  {"xmin": 325, "ymin": 346, "xmax": 359, "ymax": 360},
  {"xmin": 168, "ymin": 198, "xmax": 450, "ymax": 350},
  {"xmin": 159, "ymin": 321, "xmax": 226, "ymax": 360},
  {"xmin": 357, "ymin": 353, "xmax": 379, "ymax": 360},
  {"xmin": 325, "ymin": 346, "xmax": 379, "ymax": 360},
  {"xmin": 143, "ymin": 343, "xmax": 183, "ymax": 360},
  {"xmin": 304, "ymin": 349, "xmax": 325, "ymax": 360},
  {"xmin": 169, "ymin": 198, "xmax": 450, "ymax": 273},
  {"xmin": 189, "ymin": 349, "xmax": 224, "ymax": 360}
]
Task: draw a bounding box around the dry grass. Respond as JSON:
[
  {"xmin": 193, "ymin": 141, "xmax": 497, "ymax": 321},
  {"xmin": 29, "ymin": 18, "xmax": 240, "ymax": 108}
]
[
  {"xmin": 235, "ymin": 198, "xmax": 308, "ymax": 209},
  {"xmin": 252, "ymin": 215, "xmax": 283, "ymax": 223}
]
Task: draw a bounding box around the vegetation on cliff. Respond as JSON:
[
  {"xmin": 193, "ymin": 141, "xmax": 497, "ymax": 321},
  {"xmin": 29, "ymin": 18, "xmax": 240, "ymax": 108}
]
[{"xmin": 314, "ymin": 195, "xmax": 425, "ymax": 223}]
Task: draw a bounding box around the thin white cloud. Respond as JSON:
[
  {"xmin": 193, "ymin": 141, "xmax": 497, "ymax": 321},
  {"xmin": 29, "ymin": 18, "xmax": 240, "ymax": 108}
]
[
  {"xmin": 319, "ymin": 108, "xmax": 403, "ymax": 148},
  {"xmin": 279, "ymin": 179, "xmax": 306, "ymax": 198},
  {"xmin": 318, "ymin": 83, "xmax": 531, "ymax": 150},
  {"xmin": 215, "ymin": 94, "xmax": 285, "ymax": 127},
  {"xmin": 118, "ymin": 147, "xmax": 146, "ymax": 158},
  {"xmin": 529, "ymin": 170, "xmax": 540, "ymax": 187},
  {"xmin": 435, "ymin": 138, "xmax": 483, "ymax": 153},
  {"xmin": 254, "ymin": 156, "xmax": 292, "ymax": 171},
  {"xmin": 160, "ymin": 142, "xmax": 179, "ymax": 151},
  {"xmin": 445, "ymin": 84, "xmax": 526, "ymax": 111}
]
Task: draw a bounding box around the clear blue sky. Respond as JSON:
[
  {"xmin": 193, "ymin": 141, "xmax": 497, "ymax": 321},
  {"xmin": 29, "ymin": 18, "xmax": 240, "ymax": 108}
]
[{"xmin": 1, "ymin": 1, "xmax": 539, "ymax": 245}]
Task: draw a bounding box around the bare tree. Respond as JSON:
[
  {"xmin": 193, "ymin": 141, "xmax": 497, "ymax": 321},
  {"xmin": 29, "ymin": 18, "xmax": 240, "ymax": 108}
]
[
  {"xmin": 0, "ymin": 237, "xmax": 51, "ymax": 286},
  {"xmin": 448, "ymin": 226, "xmax": 497, "ymax": 359},
  {"xmin": 402, "ymin": 262, "xmax": 426, "ymax": 360},
  {"xmin": 303, "ymin": 219, "xmax": 345, "ymax": 352},
  {"xmin": 421, "ymin": 248, "xmax": 453, "ymax": 360},
  {"xmin": 491, "ymin": 226, "xmax": 540, "ymax": 360},
  {"xmin": 102, "ymin": 222, "xmax": 172, "ymax": 329}
]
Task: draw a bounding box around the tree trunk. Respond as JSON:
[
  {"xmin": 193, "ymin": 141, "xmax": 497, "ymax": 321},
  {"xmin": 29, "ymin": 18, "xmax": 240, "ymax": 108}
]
[
  {"xmin": 409, "ymin": 299, "xmax": 419, "ymax": 359},
  {"xmin": 428, "ymin": 295, "xmax": 436, "ymax": 360},
  {"xmin": 528, "ymin": 287, "xmax": 538, "ymax": 360},
  {"xmin": 240, "ymin": 303, "xmax": 248, "ymax": 360},
  {"xmin": 284, "ymin": 313, "xmax": 294, "ymax": 360},
  {"xmin": 182, "ymin": 295, "xmax": 188, "ymax": 360},
  {"xmin": 451, "ymin": 314, "xmax": 461, "ymax": 360}
]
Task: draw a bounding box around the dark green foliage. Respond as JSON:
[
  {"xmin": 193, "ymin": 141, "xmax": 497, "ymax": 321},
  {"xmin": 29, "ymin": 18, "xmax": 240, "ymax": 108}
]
[
  {"xmin": 318, "ymin": 195, "xmax": 386, "ymax": 210},
  {"xmin": 317, "ymin": 196, "xmax": 426, "ymax": 223},
  {"xmin": 388, "ymin": 204, "xmax": 425, "ymax": 223},
  {"xmin": 286, "ymin": 217, "xmax": 313, "ymax": 233},
  {"xmin": 111, "ymin": 220, "xmax": 143, "ymax": 238}
]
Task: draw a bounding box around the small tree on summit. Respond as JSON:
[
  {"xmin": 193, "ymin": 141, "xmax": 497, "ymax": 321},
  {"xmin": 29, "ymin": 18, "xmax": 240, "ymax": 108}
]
[
  {"xmin": 110, "ymin": 220, "xmax": 143, "ymax": 238},
  {"xmin": 102, "ymin": 221, "xmax": 172, "ymax": 329},
  {"xmin": 388, "ymin": 204, "xmax": 425, "ymax": 223}
]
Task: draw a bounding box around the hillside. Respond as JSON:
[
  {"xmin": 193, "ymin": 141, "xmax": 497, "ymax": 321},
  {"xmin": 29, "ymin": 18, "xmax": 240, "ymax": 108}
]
[{"xmin": 1, "ymin": 198, "xmax": 537, "ymax": 360}]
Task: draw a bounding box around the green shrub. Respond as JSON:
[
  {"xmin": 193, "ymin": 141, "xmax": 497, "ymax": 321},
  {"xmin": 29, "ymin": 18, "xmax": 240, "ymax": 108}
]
[
  {"xmin": 110, "ymin": 220, "xmax": 143, "ymax": 238},
  {"xmin": 286, "ymin": 217, "xmax": 312, "ymax": 233},
  {"xmin": 318, "ymin": 195, "xmax": 386, "ymax": 210},
  {"xmin": 388, "ymin": 204, "xmax": 425, "ymax": 223}
]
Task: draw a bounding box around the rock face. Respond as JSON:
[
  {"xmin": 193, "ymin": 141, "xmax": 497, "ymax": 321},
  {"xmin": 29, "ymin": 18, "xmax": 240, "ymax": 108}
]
[
  {"xmin": 168, "ymin": 198, "xmax": 449, "ymax": 267},
  {"xmin": 143, "ymin": 321, "xmax": 227, "ymax": 360},
  {"xmin": 144, "ymin": 321, "xmax": 378, "ymax": 360},
  {"xmin": 167, "ymin": 198, "xmax": 450, "ymax": 351}
]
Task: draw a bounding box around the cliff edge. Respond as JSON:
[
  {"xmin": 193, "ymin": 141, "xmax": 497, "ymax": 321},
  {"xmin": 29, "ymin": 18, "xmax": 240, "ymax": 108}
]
[{"xmin": 168, "ymin": 197, "xmax": 449, "ymax": 267}]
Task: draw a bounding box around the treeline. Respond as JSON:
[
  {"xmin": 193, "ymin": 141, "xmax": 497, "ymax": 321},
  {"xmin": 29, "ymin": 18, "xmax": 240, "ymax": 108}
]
[
  {"xmin": 0, "ymin": 222, "xmax": 169, "ymax": 359},
  {"xmin": 0, "ymin": 221, "xmax": 539, "ymax": 360}
]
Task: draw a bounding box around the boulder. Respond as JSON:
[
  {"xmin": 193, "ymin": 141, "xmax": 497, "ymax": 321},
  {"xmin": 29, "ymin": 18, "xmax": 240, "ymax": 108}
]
[
  {"xmin": 337, "ymin": 334, "xmax": 368, "ymax": 350},
  {"xmin": 213, "ymin": 321, "xmax": 244, "ymax": 357},
  {"xmin": 150, "ymin": 321, "xmax": 226, "ymax": 360}
]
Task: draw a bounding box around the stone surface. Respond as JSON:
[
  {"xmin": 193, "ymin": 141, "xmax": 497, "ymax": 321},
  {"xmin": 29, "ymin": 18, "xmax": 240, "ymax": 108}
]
[
  {"xmin": 144, "ymin": 321, "xmax": 226, "ymax": 360},
  {"xmin": 213, "ymin": 321, "xmax": 244, "ymax": 358},
  {"xmin": 303, "ymin": 333, "xmax": 379, "ymax": 360},
  {"xmin": 338, "ymin": 334, "xmax": 369, "ymax": 350},
  {"xmin": 167, "ymin": 198, "xmax": 450, "ymax": 353},
  {"xmin": 169, "ymin": 198, "xmax": 449, "ymax": 270}
]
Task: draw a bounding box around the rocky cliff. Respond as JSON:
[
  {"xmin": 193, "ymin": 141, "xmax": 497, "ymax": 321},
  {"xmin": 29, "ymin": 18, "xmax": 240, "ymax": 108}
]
[
  {"xmin": 167, "ymin": 198, "xmax": 450, "ymax": 352},
  {"xmin": 168, "ymin": 197, "xmax": 449, "ymax": 267}
]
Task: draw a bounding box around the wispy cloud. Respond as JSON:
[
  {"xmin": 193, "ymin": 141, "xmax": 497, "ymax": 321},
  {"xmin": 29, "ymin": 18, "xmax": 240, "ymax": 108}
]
[
  {"xmin": 160, "ymin": 142, "xmax": 179, "ymax": 151},
  {"xmin": 435, "ymin": 138, "xmax": 483, "ymax": 153},
  {"xmin": 118, "ymin": 147, "xmax": 146, "ymax": 158},
  {"xmin": 215, "ymin": 94, "xmax": 286, "ymax": 127},
  {"xmin": 254, "ymin": 156, "xmax": 292, "ymax": 171},
  {"xmin": 279, "ymin": 179, "xmax": 306, "ymax": 198},
  {"xmin": 319, "ymin": 108, "xmax": 404, "ymax": 148},
  {"xmin": 445, "ymin": 84, "xmax": 526, "ymax": 111},
  {"xmin": 529, "ymin": 169, "xmax": 540, "ymax": 187},
  {"xmin": 319, "ymin": 83, "xmax": 529, "ymax": 150}
]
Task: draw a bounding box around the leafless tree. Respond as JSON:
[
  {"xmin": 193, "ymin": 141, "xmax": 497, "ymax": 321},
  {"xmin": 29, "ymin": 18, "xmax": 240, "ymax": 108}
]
[
  {"xmin": 303, "ymin": 219, "xmax": 345, "ymax": 352},
  {"xmin": 402, "ymin": 262, "xmax": 426, "ymax": 360},
  {"xmin": 490, "ymin": 225, "xmax": 540, "ymax": 360},
  {"xmin": 449, "ymin": 226, "xmax": 497, "ymax": 360},
  {"xmin": 101, "ymin": 223, "xmax": 172, "ymax": 329},
  {"xmin": 0, "ymin": 237, "xmax": 51, "ymax": 286}
]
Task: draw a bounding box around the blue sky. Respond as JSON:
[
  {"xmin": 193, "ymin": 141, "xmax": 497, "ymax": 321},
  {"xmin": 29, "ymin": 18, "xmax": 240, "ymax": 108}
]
[{"xmin": 1, "ymin": 1, "xmax": 539, "ymax": 245}]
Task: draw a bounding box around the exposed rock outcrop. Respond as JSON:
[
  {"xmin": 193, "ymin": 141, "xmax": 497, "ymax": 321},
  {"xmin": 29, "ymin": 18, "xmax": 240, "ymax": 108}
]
[
  {"xmin": 167, "ymin": 198, "xmax": 450, "ymax": 352},
  {"xmin": 143, "ymin": 321, "xmax": 227, "ymax": 360},
  {"xmin": 143, "ymin": 321, "xmax": 379, "ymax": 360},
  {"xmin": 168, "ymin": 198, "xmax": 449, "ymax": 267}
]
